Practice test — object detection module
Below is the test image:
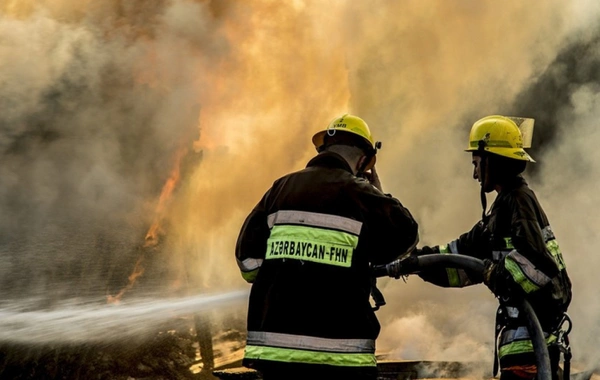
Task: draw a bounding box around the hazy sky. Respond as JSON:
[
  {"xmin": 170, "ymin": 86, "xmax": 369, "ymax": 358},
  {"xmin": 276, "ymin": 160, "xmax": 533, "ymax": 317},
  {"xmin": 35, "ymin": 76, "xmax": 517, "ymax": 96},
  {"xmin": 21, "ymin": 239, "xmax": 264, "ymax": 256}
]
[{"xmin": 0, "ymin": 0, "xmax": 598, "ymax": 373}]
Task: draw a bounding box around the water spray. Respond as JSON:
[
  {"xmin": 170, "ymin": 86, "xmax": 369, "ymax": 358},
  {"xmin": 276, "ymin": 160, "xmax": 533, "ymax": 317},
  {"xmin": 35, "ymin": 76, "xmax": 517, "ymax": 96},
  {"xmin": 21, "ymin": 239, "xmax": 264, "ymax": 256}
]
[{"xmin": 0, "ymin": 289, "xmax": 248, "ymax": 345}]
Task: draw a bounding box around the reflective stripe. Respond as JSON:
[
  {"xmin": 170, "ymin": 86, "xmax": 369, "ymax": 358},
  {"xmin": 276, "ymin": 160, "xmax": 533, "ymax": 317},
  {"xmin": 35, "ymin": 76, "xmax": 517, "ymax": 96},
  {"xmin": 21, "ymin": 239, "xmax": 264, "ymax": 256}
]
[
  {"xmin": 499, "ymin": 327, "xmax": 557, "ymax": 358},
  {"xmin": 237, "ymin": 257, "xmax": 263, "ymax": 272},
  {"xmin": 504, "ymin": 237, "xmax": 514, "ymax": 249},
  {"xmin": 505, "ymin": 306, "xmax": 519, "ymax": 319},
  {"xmin": 448, "ymin": 240, "xmax": 459, "ymax": 253},
  {"xmin": 504, "ymin": 250, "xmax": 551, "ymax": 293},
  {"xmin": 541, "ymin": 226, "xmax": 555, "ymax": 241},
  {"xmin": 541, "ymin": 226, "xmax": 566, "ymax": 270},
  {"xmin": 247, "ymin": 331, "xmax": 375, "ymax": 353},
  {"xmin": 241, "ymin": 268, "xmax": 259, "ymax": 283},
  {"xmin": 439, "ymin": 240, "xmax": 470, "ymax": 287},
  {"xmin": 244, "ymin": 345, "xmax": 377, "ymax": 367},
  {"xmin": 267, "ymin": 210, "xmax": 362, "ymax": 235},
  {"xmin": 500, "ymin": 326, "xmax": 535, "ymax": 344},
  {"xmin": 446, "ymin": 267, "xmax": 460, "ymax": 287},
  {"xmin": 547, "ymin": 240, "xmax": 566, "ymax": 270},
  {"xmin": 266, "ymin": 225, "xmax": 356, "ymax": 267},
  {"xmin": 237, "ymin": 258, "xmax": 263, "ymax": 283}
]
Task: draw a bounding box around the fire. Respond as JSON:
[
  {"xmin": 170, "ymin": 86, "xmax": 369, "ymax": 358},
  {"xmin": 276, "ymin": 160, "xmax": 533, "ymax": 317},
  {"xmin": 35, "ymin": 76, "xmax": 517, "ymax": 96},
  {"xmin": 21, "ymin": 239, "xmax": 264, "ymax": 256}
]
[
  {"xmin": 108, "ymin": 146, "xmax": 190, "ymax": 304},
  {"xmin": 144, "ymin": 147, "xmax": 188, "ymax": 248},
  {"xmin": 106, "ymin": 256, "xmax": 145, "ymax": 304}
]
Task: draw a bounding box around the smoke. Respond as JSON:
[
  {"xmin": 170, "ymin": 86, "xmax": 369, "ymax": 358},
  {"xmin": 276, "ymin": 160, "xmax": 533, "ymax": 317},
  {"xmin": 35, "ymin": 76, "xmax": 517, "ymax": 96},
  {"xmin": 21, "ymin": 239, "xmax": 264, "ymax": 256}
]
[{"xmin": 0, "ymin": 0, "xmax": 599, "ymax": 372}]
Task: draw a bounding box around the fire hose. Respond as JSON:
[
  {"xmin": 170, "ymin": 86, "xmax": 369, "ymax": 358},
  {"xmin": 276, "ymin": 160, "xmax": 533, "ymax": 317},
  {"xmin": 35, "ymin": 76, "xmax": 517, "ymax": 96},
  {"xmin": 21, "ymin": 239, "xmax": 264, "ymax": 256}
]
[{"xmin": 372, "ymin": 254, "xmax": 552, "ymax": 380}]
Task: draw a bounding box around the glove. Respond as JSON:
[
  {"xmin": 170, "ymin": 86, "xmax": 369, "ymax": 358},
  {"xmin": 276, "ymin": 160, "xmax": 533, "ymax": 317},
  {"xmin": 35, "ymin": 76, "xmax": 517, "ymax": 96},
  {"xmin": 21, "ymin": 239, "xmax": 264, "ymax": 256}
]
[
  {"xmin": 413, "ymin": 245, "xmax": 435, "ymax": 256},
  {"xmin": 386, "ymin": 255, "xmax": 420, "ymax": 279}
]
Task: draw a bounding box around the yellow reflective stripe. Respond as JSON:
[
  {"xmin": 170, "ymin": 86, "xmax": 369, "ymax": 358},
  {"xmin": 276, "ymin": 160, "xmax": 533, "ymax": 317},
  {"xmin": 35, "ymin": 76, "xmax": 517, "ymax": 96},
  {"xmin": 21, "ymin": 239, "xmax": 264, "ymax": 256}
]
[
  {"xmin": 547, "ymin": 239, "xmax": 566, "ymax": 270},
  {"xmin": 504, "ymin": 237, "xmax": 514, "ymax": 249},
  {"xmin": 445, "ymin": 268, "xmax": 461, "ymax": 287},
  {"xmin": 499, "ymin": 335, "xmax": 557, "ymax": 358},
  {"xmin": 241, "ymin": 268, "xmax": 259, "ymax": 283},
  {"xmin": 437, "ymin": 244, "xmax": 462, "ymax": 286},
  {"xmin": 504, "ymin": 256, "xmax": 539, "ymax": 293},
  {"xmin": 505, "ymin": 250, "xmax": 552, "ymax": 293},
  {"xmin": 266, "ymin": 225, "xmax": 357, "ymax": 267},
  {"xmin": 244, "ymin": 345, "xmax": 377, "ymax": 367}
]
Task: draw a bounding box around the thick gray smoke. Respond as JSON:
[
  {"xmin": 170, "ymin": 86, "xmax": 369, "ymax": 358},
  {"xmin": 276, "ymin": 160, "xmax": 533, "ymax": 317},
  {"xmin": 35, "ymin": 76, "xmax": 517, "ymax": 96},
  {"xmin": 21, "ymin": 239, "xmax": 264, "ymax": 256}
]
[{"xmin": 0, "ymin": 2, "xmax": 223, "ymax": 300}]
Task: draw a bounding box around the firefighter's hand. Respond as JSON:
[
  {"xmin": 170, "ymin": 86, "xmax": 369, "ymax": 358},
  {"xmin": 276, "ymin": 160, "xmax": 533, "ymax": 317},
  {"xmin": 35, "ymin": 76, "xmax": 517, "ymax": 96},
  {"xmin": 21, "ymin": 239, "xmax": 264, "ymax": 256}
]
[
  {"xmin": 363, "ymin": 166, "xmax": 383, "ymax": 192},
  {"xmin": 414, "ymin": 246, "xmax": 435, "ymax": 256},
  {"xmin": 386, "ymin": 254, "xmax": 420, "ymax": 278}
]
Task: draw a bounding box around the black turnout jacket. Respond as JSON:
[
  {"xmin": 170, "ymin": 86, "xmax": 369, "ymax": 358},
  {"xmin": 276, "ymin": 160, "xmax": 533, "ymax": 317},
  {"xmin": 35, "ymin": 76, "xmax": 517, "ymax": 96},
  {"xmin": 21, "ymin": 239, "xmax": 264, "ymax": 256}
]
[
  {"xmin": 235, "ymin": 151, "xmax": 419, "ymax": 373},
  {"xmin": 418, "ymin": 175, "xmax": 571, "ymax": 369}
]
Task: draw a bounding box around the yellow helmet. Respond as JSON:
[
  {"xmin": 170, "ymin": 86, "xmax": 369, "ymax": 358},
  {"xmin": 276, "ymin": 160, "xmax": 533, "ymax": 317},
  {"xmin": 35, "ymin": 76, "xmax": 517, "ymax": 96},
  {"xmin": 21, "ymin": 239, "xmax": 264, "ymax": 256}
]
[
  {"xmin": 312, "ymin": 114, "xmax": 376, "ymax": 151},
  {"xmin": 466, "ymin": 115, "xmax": 535, "ymax": 162}
]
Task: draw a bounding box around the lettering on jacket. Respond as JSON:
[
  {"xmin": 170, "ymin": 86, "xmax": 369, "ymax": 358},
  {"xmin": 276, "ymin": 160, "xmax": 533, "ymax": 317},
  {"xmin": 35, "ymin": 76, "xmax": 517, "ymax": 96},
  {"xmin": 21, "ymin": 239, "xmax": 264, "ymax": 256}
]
[{"xmin": 266, "ymin": 239, "xmax": 351, "ymax": 266}]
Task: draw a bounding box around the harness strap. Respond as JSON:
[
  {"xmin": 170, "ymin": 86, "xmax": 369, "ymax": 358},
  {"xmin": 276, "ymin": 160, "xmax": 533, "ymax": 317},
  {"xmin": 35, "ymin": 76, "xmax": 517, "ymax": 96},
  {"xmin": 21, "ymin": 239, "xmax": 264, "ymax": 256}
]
[
  {"xmin": 493, "ymin": 306, "xmax": 504, "ymax": 377},
  {"xmin": 554, "ymin": 313, "xmax": 573, "ymax": 379}
]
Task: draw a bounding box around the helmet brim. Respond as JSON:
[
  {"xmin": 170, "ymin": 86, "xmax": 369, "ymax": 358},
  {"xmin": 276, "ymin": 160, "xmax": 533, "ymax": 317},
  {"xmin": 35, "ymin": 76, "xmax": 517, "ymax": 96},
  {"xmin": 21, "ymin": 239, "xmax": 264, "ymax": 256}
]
[{"xmin": 465, "ymin": 147, "xmax": 535, "ymax": 162}]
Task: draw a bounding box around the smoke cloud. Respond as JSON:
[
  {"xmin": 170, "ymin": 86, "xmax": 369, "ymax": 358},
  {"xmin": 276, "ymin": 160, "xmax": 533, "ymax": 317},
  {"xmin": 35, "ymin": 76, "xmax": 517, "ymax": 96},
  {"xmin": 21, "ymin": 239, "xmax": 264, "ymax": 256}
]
[{"xmin": 0, "ymin": 0, "xmax": 599, "ymax": 373}]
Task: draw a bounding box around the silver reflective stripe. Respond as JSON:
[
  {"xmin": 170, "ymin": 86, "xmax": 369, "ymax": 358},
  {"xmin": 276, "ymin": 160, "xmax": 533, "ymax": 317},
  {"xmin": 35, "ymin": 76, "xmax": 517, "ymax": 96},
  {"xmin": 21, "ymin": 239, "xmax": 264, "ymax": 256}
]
[
  {"xmin": 542, "ymin": 225, "xmax": 555, "ymax": 242},
  {"xmin": 500, "ymin": 326, "xmax": 552, "ymax": 345},
  {"xmin": 267, "ymin": 210, "xmax": 362, "ymax": 235},
  {"xmin": 492, "ymin": 250, "xmax": 511, "ymax": 261},
  {"xmin": 237, "ymin": 257, "xmax": 263, "ymax": 271},
  {"xmin": 506, "ymin": 306, "xmax": 520, "ymax": 318},
  {"xmin": 448, "ymin": 240, "xmax": 459, "ymax": 253},
  {"xmin": 507, "ymin": 250, "xmax": 552, "ymax": 286},
  {"xmin": 247, "ymin": 331, "xmax": 375, "ymax": 353}
]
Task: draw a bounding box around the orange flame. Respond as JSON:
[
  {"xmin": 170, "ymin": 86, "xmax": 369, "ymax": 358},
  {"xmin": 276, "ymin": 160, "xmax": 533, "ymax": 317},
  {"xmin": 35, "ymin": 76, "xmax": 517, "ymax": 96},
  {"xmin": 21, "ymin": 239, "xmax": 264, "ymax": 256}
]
[
  {"xmin": 108, "ymin": 147, "xmax": 189, "ymax": 304},
  {"xmin": 144, "ymin": 147, "xmax": 188, "ymax": 248},
  {"xmin": 106, "ymin": 256, "xmax": 145, "ymax": 304}
]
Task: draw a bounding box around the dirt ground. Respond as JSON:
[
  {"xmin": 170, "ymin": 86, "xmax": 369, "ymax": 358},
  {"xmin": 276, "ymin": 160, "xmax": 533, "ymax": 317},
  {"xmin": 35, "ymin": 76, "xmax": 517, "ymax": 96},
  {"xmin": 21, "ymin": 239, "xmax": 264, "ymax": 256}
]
[{"xmin": 0, "ymin": 320, "xmax": 246, "ymax": 380}]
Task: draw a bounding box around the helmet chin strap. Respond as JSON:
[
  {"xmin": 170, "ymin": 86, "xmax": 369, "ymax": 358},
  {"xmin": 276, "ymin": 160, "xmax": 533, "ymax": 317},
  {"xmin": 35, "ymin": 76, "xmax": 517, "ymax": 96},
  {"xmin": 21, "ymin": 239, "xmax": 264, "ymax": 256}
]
[{"xmin": 478, "ymin": 140, "xmax": 488, "ymax": 221}]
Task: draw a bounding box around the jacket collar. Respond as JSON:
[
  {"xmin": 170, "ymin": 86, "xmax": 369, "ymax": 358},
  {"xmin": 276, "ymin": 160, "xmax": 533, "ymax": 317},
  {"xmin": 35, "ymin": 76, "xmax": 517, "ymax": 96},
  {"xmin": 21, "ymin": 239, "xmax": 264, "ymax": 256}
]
[
  {"xmin": 498, "ymin": 175, "xmax": 528, "ymax": 195},
  {"xmin": 306, "ymin": 151, "xmax": 354, "ymax": 173}
]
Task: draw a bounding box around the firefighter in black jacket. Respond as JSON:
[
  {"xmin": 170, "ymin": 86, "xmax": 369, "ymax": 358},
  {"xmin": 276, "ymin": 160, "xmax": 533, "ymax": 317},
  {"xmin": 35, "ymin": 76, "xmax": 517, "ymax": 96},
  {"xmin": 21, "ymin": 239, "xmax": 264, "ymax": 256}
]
[
  {"xmin": 235, "ymin": 114, "xmax": 419, "ymax": 380},
  {"xmin": 415, "ymin": 115, "xmax": 572, "ymax": 380}
]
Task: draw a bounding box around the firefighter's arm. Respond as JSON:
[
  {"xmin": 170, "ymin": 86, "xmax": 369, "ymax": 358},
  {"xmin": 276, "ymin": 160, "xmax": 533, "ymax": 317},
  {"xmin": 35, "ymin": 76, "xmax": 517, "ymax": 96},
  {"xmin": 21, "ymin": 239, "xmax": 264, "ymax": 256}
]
[
  {"xmin": 235, "ymin": 194, "xmax": 271, "ymax": 283},
  {"xmin": 417, "ymin": 222, "xmax": 488, "ymax": 287},
  {"xmin": 485, "ymin": 196, "xmax": 559, "ymax": 296},
  {"xmin": 355, "ymin": 180, "xmax": 420, "ymax": 266}
]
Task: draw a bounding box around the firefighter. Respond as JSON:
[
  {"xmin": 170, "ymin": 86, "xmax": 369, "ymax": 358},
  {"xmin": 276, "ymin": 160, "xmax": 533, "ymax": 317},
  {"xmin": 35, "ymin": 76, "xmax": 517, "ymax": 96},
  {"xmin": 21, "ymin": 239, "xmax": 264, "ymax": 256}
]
[
  {"xmin": 235, "ymin": 114, "xmax": 419, "ymax": 380},
  {"xmin": 414, "ymin": 115, "xmax": 572, "ymax": 380}
]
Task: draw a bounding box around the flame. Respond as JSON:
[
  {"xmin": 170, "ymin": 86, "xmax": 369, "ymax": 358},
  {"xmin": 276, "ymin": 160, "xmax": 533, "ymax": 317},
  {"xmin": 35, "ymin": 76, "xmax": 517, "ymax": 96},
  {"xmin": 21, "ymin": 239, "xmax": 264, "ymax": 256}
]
[
  {"xmin": 144, "ymin": 147, "xmax": 188, "ymax": 248},
  {"xmin": 106, "ymin": 256, "xmax": 145, "ymax": 304},
  {"xmin": 108, "ymin": 146, "xmax": 189, "ymax": 304}
]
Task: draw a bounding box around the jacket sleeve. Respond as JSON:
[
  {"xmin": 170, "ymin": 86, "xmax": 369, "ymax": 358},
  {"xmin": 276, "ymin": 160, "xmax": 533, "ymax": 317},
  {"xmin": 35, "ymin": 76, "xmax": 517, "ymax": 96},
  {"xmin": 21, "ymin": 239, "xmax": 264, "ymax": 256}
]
[
  {"xmin": 235, "ymin": 189, "xmax": 272, "ymax": 283},
  {"xmin": 490, "ymin": 193, "xmax": 559, "ymax": 296},
  {"xmin": 355, "ymin": 181, "xmax": 419, "ymax": 266},
  {"xmin": 417, "ymin": 221, "xmax": 488, "ymax": 287}
]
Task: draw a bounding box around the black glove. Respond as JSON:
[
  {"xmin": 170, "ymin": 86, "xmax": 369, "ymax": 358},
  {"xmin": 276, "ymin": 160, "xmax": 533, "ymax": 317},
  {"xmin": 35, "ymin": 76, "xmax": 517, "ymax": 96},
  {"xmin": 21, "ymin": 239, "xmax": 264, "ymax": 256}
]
[
  {"xmin": 385, "ymin": 254, "xmax": 420, "ymax": 279},
  {"xmin": 414, "ymin": 245, "xmax": 435, "ymax": 256}
]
